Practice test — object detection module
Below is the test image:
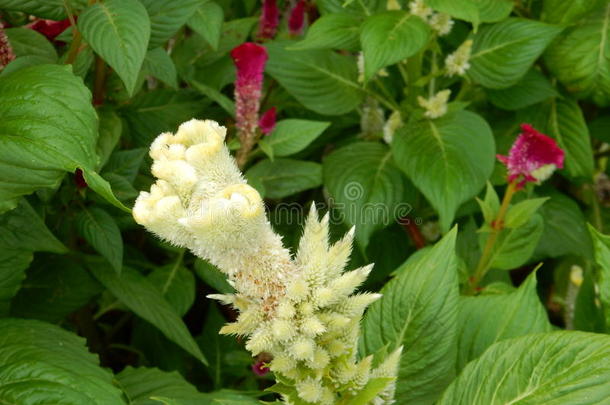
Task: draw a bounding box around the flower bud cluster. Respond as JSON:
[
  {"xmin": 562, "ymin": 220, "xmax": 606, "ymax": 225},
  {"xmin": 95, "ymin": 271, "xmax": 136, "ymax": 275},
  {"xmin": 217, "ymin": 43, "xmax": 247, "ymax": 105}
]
[
  {"xmin": 418, "ymin": 89, "xmax": 451, "ymax": 119},
  {"xmin": 408, "ymin": 0, "xmax": 453, "ymax": 36},
  {"xmin": 133, "ymin": 120, "xmax": 400, "ymax": 404},
  {"xmin": 445, "ymin": 39, "xmax": 473, "ymax": 77}
]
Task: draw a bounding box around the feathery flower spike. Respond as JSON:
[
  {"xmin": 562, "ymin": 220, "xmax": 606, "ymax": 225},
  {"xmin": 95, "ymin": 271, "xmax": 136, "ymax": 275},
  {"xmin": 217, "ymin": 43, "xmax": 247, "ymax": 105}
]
[
  {"xmin": 259, "ymin": 107, "xmax": 277, "ymax": 135},
  {"xmin": 288, "ymin": 0, "xmax": 306, "ymax": 36},
  {"xmin": 257, "ymin": 0, "xmax": 279, "ymax": 40}
]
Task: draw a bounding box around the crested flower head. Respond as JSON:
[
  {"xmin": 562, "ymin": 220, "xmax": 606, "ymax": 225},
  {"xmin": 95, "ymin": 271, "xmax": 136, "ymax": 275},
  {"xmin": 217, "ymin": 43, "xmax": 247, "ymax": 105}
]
[
  {"xmin": 231, "ymin": 42, "xmax": 268, "ymax": 86},
  {"xmin": 257, "ymin": 0, "xmax": 279, "ymax": 40},
  {"xmin": 497, "ymin": 124, "xmax": 565, "ymax": 186},
  {"xmin": 429, "ymin": 12, "xmax": 453, "ymax": 36},
  {"xmin": 409, "ymin": 0, "xmax": 433, "ymax": 19},
  {"xmin": 259, "ymin": 107, "xmax": 277, "ymax": 135},
  {"xmin": 445, "ymin": 39, "xmax": 472, "ymax": 77},
  {"xmin": 288, "ymin": 0, "xmax": 306, "ymax": 36},
  {"xmin": 418, "ymin": 89, "xmax": 451, "ymax": 119},
  {"xmin": 134, "ymin": 119, "xmax": 401, "ymax": 404}
]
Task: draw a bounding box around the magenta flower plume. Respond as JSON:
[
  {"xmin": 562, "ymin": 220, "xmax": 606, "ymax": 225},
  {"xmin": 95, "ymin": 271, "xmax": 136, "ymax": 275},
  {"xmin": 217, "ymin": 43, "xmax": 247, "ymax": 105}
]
[
  {"xmin": 257, "ymin": 0, "xmax": 279, "ymax": 40},
  {"xmin": 259, "ymin": 107, "xmax": 277, "ymax": 135},
  {"xmin": 497, "ymin": 124, "xmax": 565, "ymax": 187},
  {"xmin": 231, "ymin": 42, "xmax": 268, "ymax": 166},
  {"xmin": 288, "ymin": 0, "xmax": 306, "ymax": 36}
]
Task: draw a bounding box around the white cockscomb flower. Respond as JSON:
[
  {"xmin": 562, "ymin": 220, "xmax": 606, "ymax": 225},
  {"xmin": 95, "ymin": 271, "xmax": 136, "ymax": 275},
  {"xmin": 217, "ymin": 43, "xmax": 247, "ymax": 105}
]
[
  {"xmin": 445, "ymin": 39, "xmax": 473, "ymax": 77},
  {"xmin": 408, "ymin": 0, "xmax": 432, "ymax": 19},
  {"xmin": 383, "ymin": 110, "xmax": 403, "ymax": 145},
  {"xmin": 429, "ymin": 12, "xmax": 453, "ymax": 36},
  {"xmin": 418, "ymin": 89, "xmax": 451, "ymax": 119},
  {"xmin": 134, "ymin": 119, "xmax": 401, "ymax": 404}
]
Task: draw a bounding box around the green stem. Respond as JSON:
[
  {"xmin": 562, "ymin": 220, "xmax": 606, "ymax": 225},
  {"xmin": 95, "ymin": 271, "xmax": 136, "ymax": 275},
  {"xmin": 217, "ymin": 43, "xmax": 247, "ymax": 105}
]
[{"xmin": 469, "ymin": 181, "xmax": 519, "ymax": 293}]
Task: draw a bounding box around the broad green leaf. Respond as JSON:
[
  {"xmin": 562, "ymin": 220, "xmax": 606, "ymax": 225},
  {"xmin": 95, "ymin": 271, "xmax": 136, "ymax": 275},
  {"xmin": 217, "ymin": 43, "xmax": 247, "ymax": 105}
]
[
  {"xmin": 189, "ymin": 79, "xmax": 235, "ymax": 117},
  {"xmin": 0, "ymin": 249, "xmax": 32, "ymax": 316},
  {"xmin": 360, "ymin": 11, "xmax": 430, "ymax": 81},
  {"xmin": 77, "ymin": 207, "xmax": 123, "ymax": 274},
  {"xmin": 121, "ymin": 89, "xmax": 205, "ymax": 146},
  {"xmin": 589, "ymin": 225, "xmax": 610, "ymax": 328},
  {"xmin": 265, "ymin": 42, "xmax": 363, "ymax": 115},
  {"xmin": 0, "ymin": 0, "xmax": 87, "ymax": 19},
  {"xmin": 504, "ymin": 197, "xmax": 548, "ymax": 229},
  {"xmin": 245, "ymin": 158, "xmax": 322, "ymax": 199},
  {"xmin": 78, "ymin": 0, "xmax": 151, "ymax": 95},
  {"xmin": 187, "ymin": 1, "xmax": 224, "ymax": 50},
  {"xmin": 487, "ymin": 68, "xmax": 559, "ymax": 110},
  {"xmin": 316, "ymin": 0, "xmax": 383, "ymax": 16},
  {"xmin": 4, "ymin": 28, "xmax": 57, "ymax": 62},
  {"xmin": 574, "ymin": 262, "xmax": 606, "ymax": 332},
  {"xmin": 103, "ymin": 148, "xmax": 147, "ymax": 182},
  {"xmin": 392, "ymin": 110, "xmax": 495, "ymax": 231},
  {"xmin": 323, "ymin": 142, "xmax": 407, "ymax": 248},
  {"xmin": 0, "ymin": 199, "xmax": 66, "ymax": 253},
  {"xmin": 140, "ymin": 0, "xmax": 201, "ymax": 49},
  {"xmin": 535, "ymin": 192, "xmax": 593, "ymax": 259},
  {"xmin": 0, "ymin": 318, "xmax": 124, "ymax": 404},
  {"xmin": 291, "ymin": 14, "xmax": 361, "ymax": 51},
  {"xmin": 541, "ymin": 0, "xmax": 606, "ymax": 24},
  {"xmin": 143, "ymin": 48, "xmax": 178, "ymax": 88},
  {"xmin": 483, "ymin": 214, "xmax": 544, "ymax": 270},
  {"xmin": 361, "ymin": 229, "xmax": 458, "ymax": 405},
  {"xmin": 116, "ymin": 366, "xmax": 204, "ymax": 405},
  {"xmin": 10, "ymin": 256, "xmax": 102, "ymax": 322},
  {"xmin": 426, "ymin": 0, "xmax": 513, "ymax": 26},
  {"xmin": 0, "ymin": 64, "xmax": 126, "ymax": 212},
  {"xmin": 104, "ymin": 173, "xmax": 139, "ymax": 203},
  {"xmin": 589, "ymin": 115, "xmax": 610, "ymax": 143},
  {"xmin": 96, "ymin": 109, "xmax": 123, "ymax": 170},
  {"xmin": 545, "ymin": 5, "xmax": 610, "ymax": 106},
  {"xmin": 545, "ymin": 98, "xmax": 594, "ymax": 179},
  {"xmin": 457, "ymin": 272, "xmax": 551, "ymax": 370},
  {"xmin": 476, "ymin": 182, "xmax": 500, "ymax": 225},
  {"xmin": 260, "ymin": 119, "xmax": 330, "ymax": 157},
  {"xmin": 149, "ymin": 263, "xmax": 195, "ymax": 317},
  {"xmin": 87, "ymin": 261, "xmax": 207, "ymax": 364},
  {"xmin": 469, "ymin": 18, "xmax": 561, "ymax": 89},
  {"xmin": 437, "ymin": 331, "xmax": 610, "ymax": 404}
]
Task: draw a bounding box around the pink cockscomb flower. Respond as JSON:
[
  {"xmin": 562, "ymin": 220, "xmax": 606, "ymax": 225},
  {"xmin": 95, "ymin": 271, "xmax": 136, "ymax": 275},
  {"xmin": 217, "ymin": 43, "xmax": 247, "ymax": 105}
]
[
  {"xmin": 257, "ymin": 0, "xmax": 279, "ymax": 40},
  {"xmin": 497, "ymin": 124, "xmax": 565, "ymax": 187},
  {"xmin": 259, "ymin": 107, "xmax": 277, "ymax": 135},
  {"xmin": 231, "ymin": 42, "xmax": 268, "ymax": 165},
  {"xmin": 288, "ymin": 0, "xmax": 306, "ymax": 36},
  {"xmin": 0, "ymin": 23, "xmax": 15, "ymax": 70},
  {"xmin": 252, "ymin": 360, "xmax": 270, "ymax": 376}
]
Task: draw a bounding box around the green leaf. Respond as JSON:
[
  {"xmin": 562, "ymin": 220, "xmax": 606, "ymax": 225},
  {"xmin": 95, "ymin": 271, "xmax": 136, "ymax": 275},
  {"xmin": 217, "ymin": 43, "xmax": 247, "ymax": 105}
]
[
  {"xmin": 426, "ymin": 0, "xmax": 513, "ymax": 26},
  {"xmin": 245, "ymin": 158, "xmax": 322, "ymax": 199},
  {"xmin": 545, "ymin": 98, "xmax": 594, "ymax": 179},
  {"xmin": 82, "ymin": 170, "xmax": 131, "ymax": 212},
  {"xmin": 96, "ymin": 109, "xmax": 123, "ymax": 170},
  {"xmin": 360, "ymin": 229, "xmax": 458, "ymax": 405},
  {"xmin": 349, "ymin": 377, "xmax": 395, "ymax": 405},
  {"xmin": 143, "ymin": 48, "xmax": 178, "ymax": 88},
  {"xmin": 0, "ymin": 199, "xmax": 66, "ymax": 253},
  {"xmin": 4, "ymin": 28, "xmax": 57, "ymax": 62},
  {"xmin": 535, "ymin": 192, "xmax": 593, "ymax": 259},
  {"xmin": 10, "ymin": 256, "xmax": 102, "ymax": 322},
  {"xmin": 77, "ymin": 207, "xmax": 123, "ymax": 274},
  {"xmin": 487, "ymin": 68, "xmax": 559, "ymax": 110},
  {"xmin": 139, "ymin": 0, "xmax": 201, "ymax": 49},
  {"xmin": 504, "ymin": 197, "xmax": 548, "ymax": 229},
  {"xmin": 148, "ymin": 263, "xmax": 195, "ymax": 317},
  {"xmin": 437, "ymin": 331, "xmax": 610, "ymax": 404},
  {"xmin": 457, "ymin": 271, "xmax": 551, "ymax": 370},
  {"xmin": 392, "ymin": 110, "xmax": 495, "ymax": 231},
  {"xmin": 187, "ymin": 1, "xmax": 224, "ymax": 50},
  {"xmin": 260, "ymin": 119, "xmax": 330, "ymax": 157},
  {"xmin": 291, "ymin": 14, "xmax": 361, "ymax": 51},
  {"xmin": 360, "ymin": 11, "xmax": 430, "ymax": 81},
  {"xmin": 87, "ymin": 261, "xmax": 207, "ymax": 365},
  {"xmin": 545, "ymin": 4, "xmax": 610, "ymax": 105},
  {"xmin": 189, "ymin": 79, "xmax": 236, "ymax": 117},
  {"xmin": 265, "ymin": 42, "xmax": 363, "ymax": 115},
  {"xmin": 0, "ymin": 0, "xmax": 87, "ymax": 19},
  {"xmin": 0, "ymin": 64, "xmax": 117, "ymax": 211},
  {"xmin": 0, "ymin": 249, "xmax": 32, "ymax": 316},
  {"xmin": 589, "ymin": 225, "xmax": 610, "ymax": 328},
  {"xmin": 78, "ymin": 0, "xmax": 151, "ymax": 95},
  {"xmin": 476, "ymin": 182, "xmax": 500, "ymax": 225},
  {"xmin": 323, "ymin": 142, "xmax": 407, "ymax": 248},
  {"xmin": 468, "ymin": 18, "xmax": 562, "ymax": 89},
  {"xmin": 541, "ymin": 0, "xmax": 606, "ymax": 24},
  {"xmin": 0, "ymin": 318, "xmax": 124, "ymax": 404},
  {"xmin": 194, "ymin": 259, "xmax": 234, "ymax": 294},
  {"xmin": 483, "ymin": 214, "xmax": 544, "ymax": 270},
  {"xmin": 316, "ymin": 0, "xmax": 384, "ymax": 16},
  {"xmin": 116, "ymin": 366, "xmax": 204, "ymax": 405},
  {"xmin": 103, "ymin": 148, "xmax": 147, "ymax": 182}
]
